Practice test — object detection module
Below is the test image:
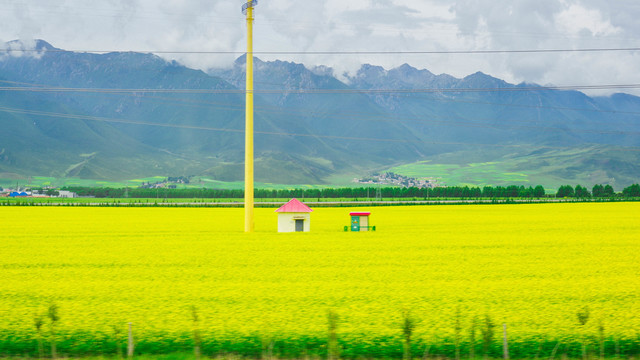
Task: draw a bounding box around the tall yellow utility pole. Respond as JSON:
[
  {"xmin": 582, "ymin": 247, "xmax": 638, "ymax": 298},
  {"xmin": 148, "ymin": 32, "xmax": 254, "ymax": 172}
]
[{"xmin": 243, "ymin": 0, "xmax": 257, "ymax": 232}]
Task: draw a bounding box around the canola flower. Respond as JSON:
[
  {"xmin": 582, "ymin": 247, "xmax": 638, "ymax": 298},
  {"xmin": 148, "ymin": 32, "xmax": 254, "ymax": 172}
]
[{"xmin": 0, "ymin": 203, "xmax": 639, "ymax": 357}]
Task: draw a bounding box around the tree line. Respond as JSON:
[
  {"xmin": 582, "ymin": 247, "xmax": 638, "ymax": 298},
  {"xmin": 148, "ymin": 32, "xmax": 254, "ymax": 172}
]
[
  {"xmin": 557, "ymin": 183, "xmax": 640, "ymax": 198},
  {"xmin": 59, "ymin": 183, "xmax": 640, "ymax": 199}
]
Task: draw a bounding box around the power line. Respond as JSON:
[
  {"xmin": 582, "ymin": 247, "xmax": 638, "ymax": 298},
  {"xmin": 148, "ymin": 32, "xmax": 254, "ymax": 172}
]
[
  {"xmin": 2, "ymin": 80, "xmax": 638, "ymax": 136},
  {"xmin": 3, "ymin": 47, "xmax": 640, "ymax": 55},
  {"xmin": 392, "ymin": 92, "xmax": 640, "ymax": 117},
  {"xmin": 130, "ymin": 93, "xmax": 640, "ymax": 136},
  {"xmin": 44, "ymin": 90, "xmax": 640, "ymax": 136},
  {"xmin": 4, "ymin": 79, "xmax": 640, "ymax": 118},
  {"xmin": 2, "ymin": 83, "xmax": 640, "ymax": 94},
  {"xmin": 0, "ymin": 106, "xmax": 245, "ymax": 133},
  {"xmin": 1, "ymin": 77, "xmax": 638, "ymax": 138},
  {"xmin": 0, "ymin": 105, "xmax": 405, "ymax": 142},
  {"xmin": 2, "ymin": 105, "xmax": 640, "ymax": 151},
  {"xmin": 2, "ymin": 79, "xmax": 639, "ymax": 138}
]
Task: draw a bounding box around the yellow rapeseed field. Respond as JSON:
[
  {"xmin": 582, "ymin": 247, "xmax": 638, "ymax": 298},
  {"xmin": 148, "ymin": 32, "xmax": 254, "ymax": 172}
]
[{"xmin": 1, "ymin": 203, "xmax": 639, "ymax": 356}]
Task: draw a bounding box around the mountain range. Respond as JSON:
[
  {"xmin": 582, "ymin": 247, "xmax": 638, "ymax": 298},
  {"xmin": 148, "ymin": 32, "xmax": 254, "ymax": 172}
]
[{"xmin": 1, "ymin": 40, "xmax": 639, "ymax": 188}]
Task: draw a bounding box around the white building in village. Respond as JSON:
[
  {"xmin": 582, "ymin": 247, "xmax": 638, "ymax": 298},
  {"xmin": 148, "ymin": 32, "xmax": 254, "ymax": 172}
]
[{"xmin": 57, "ymin": 190, "xmax": 78, "ymax": 198}]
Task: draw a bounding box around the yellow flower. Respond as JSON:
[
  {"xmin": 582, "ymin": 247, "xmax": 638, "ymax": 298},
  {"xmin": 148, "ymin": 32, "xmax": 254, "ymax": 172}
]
[{"xmin": 1, "ymin": 203, "xmax": 638, "ymax": 355}]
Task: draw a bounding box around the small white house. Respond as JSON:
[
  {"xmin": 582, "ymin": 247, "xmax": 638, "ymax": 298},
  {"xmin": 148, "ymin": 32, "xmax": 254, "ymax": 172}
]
[
  {"xmin": 275, "ymin": 198, "xmax": 313, "ymax": 232},
  {"xmin": 57, "ymin": 190, "xmax": 78, "ymax": 198}
]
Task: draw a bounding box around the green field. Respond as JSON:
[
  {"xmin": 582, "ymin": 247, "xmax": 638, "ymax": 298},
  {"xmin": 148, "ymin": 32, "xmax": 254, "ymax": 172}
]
[
  {"xmin": 386, "ymin": 146, "xmax": 640, "ymax": 189},
  {"xmin": 4, "ymin": 144, "xmax": 639, "ymax": 192},
  {"xmin": 0, "ymin": 176, "xmax": 354, "ymax": 191},
  {"xmin": 388, "ymin": 161, "xmax": 530, "ymax": 186}
]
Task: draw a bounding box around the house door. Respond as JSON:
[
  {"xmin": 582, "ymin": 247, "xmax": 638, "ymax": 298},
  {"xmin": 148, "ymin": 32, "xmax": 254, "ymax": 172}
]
[
  {"xmin": 351, "ymin": 216, "xmax": 360, "ymax": 232},
  {"xmin": 295, "ymin": 219, "xmax": 304, "ymax": 232}
]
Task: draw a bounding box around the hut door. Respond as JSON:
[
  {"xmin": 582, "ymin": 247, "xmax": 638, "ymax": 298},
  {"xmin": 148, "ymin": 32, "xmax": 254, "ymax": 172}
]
[
  {"xmin": 295, "ymin": 219, "xmax": 304, "ymax": 232},
  {"xmin": 351, "ymin": 216, "xmax": 360, "ymax": 232}
]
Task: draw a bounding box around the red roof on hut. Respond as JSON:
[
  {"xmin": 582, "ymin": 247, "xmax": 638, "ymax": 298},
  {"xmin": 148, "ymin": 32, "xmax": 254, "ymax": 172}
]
[
  {"xmin": 275, "ymin": 198, "xmax": 313, "ymax": 213},
  {"xmin": 350, "ymin": 212, "xmax": 371, "ymax": 216}
]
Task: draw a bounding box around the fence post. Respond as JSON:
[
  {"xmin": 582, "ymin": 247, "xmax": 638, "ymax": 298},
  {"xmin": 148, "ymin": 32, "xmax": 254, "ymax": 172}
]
[
  {"xmin": 503, "ymin": 324, "xmax": 509, "ymax": 360},
  {"xmin": 127, "ymin": 322, "xmax": 134, "ymax": 358}
]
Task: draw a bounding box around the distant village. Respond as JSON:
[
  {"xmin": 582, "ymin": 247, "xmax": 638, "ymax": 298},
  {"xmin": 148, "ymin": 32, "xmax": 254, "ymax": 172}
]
[
  {"xmin": 355, "ymin": 172, "xmax": 440, "ymax": 188},
  {"xmin": 0, "ymin": 176, "xmax": 194, "ymax": 198},
  {"xmin": 138, "ymin": 176, "xmax": 193, "ymax": 189},
  {"xmin": 0, "ymin": 187, "xmax": 77, "ymax": 198}
]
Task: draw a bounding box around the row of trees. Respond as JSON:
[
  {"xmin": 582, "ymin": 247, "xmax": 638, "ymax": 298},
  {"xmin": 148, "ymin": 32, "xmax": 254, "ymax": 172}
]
[
  {"xmin": 58, "ymin": 183, "xmax": 640, "ymax": 199},
  {"xmin": 556, "ymin": 184, "xmax": 640, "ymax": 198}
]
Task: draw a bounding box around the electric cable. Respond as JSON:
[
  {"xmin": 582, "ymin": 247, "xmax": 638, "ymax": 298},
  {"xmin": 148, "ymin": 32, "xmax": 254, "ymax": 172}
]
[
  {"xmin": 2, "ymin": 105, "xmax": 640, "ymax": 151},
  {"xmin": 2, "ymin": 83, "xmax": 640, "ymax": 94},
  {"xmin": 4, "ymin": 47, "xmax": 640, "ymax": 55}
]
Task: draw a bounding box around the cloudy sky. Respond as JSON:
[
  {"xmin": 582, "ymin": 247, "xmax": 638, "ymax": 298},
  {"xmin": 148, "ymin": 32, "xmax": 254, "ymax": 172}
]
[{"xmin": 2, "ymin": 0, "xmax": 640, "ymax": 94}]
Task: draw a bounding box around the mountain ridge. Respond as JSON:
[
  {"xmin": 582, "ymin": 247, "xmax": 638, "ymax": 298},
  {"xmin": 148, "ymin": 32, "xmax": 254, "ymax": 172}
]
[{"xmin": 1, "ymin": 40, "xmax": 639, "ymax": 188}]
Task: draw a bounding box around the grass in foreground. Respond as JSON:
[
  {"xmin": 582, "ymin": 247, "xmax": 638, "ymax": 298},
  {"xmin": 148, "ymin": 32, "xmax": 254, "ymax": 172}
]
[{"xmin": 2, "ymin": 355, "xmax": 639, "ymax": 360}]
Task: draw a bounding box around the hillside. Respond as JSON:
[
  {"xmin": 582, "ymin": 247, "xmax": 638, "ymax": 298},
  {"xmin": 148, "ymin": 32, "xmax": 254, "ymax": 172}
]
[{"xmin": 1, "ymin": 40, "xmax": 639, "ymax": 188}]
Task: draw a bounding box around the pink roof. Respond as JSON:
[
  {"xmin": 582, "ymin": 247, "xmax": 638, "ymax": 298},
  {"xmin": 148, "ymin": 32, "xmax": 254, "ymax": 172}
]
[
  {"xmin": 275, "ymin": 198, "xmax": 313, "ymax": 213},
  {"xmin": 350, "ymin": 212, "xmax": 371, "ymax": 216}
]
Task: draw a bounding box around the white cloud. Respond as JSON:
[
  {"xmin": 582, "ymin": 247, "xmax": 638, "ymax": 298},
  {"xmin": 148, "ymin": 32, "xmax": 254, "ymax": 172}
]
[
  {"xmin": 1, "ymin": 0, "xmax": 640, "ymax": 94},
  {"xmin": 555, "ymin": 3, "xmax": 621, "ymax": 37}
]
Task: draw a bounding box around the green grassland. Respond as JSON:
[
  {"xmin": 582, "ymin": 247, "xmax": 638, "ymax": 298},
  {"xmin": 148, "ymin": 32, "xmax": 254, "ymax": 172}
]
[
  {"xmin": 386, "ymin": 145, "xmax": 640, "ymax": 189},
  {"xmin": 3, "ymin": 145, "xmax": 639, "ymax": 191},
  {"xmin": 0, "ymin": 176, "xmax": 343, "ymax": 191},
  {"xmin": 389, "ymin": 161, "xmax": 530, "ymax": 186}
]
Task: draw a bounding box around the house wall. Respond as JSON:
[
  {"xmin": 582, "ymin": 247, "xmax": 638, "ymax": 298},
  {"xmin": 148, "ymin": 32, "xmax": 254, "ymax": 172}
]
[
  {"xmin": 359, "ymin": 216, "xmax": 369, "ymax": 231},
  {"xmin": 277, "ymin": 213, "xmax": 311, "ymax": 232},
  {"xmin": 58, "ymin": 191, "xmax": 77, "ymax": 198}
]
